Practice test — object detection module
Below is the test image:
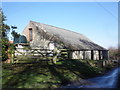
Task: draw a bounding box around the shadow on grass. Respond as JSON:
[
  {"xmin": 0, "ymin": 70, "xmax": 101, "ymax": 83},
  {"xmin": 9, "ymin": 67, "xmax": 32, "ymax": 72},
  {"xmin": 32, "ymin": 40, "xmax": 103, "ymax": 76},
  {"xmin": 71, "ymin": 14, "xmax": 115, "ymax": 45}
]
[
  {"xmin": 61, "ymin": 59, "xmax": 101, "ymax": 79},
  {"xmin": 2, "ymin": 61, "xmax": 50, "ymax": 88},
  {"xmin": 2, "ymin": 59, "xmax": 101, "ymax": 88},
  {"xmin": 48, "ymin": 65, "xmax": 71, "ymax": 86},
  {"xmin": 2, "ymin": 59, "xmax": 71, "ymax": 88}
]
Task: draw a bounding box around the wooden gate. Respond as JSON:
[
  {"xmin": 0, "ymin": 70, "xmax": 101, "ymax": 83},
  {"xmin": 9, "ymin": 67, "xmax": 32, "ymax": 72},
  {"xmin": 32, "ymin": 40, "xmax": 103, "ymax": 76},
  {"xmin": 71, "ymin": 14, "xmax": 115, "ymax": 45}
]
[{"xmin": 11, "ymin": 48, "xmax": 69, "ymax": 63}]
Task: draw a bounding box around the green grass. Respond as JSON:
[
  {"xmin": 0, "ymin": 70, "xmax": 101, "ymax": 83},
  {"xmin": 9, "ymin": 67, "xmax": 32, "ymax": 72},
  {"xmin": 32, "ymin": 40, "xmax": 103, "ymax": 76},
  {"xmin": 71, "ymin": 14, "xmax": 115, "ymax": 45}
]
[{"xmin": 2, "ymin": 59, "xmax": 104, "ymax": 88}]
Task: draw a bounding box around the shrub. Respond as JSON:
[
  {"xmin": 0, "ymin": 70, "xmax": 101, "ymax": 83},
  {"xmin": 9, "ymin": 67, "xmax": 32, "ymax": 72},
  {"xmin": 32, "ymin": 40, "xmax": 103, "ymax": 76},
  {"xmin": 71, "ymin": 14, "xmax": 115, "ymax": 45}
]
[
  {"xmin": 1, "ymin": 38, "xmax": 14, "ymax": 61},
  {"xmin": 1, "ymin": 38, "xmax": 9, "ymax": 61}
]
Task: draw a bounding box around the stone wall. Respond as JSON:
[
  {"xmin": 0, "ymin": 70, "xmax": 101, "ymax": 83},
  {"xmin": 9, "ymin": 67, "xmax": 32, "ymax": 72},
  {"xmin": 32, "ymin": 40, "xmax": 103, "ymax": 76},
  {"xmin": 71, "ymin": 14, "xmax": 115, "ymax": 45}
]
[
  {"xmin": 22, "ymin": 24, "xmax": 51, "ymax": 49},
  {"xmin": 22, "ymin": 23, "xmax": 35, "ymax": 42}
]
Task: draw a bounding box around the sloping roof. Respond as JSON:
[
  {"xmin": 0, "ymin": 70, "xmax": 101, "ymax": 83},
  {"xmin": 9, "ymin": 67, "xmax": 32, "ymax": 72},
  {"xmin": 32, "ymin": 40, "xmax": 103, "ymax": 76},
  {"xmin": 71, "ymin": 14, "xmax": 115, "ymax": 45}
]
[{"xmin": 26, "ymin": 20, "xmax": 106, "ymax": 50}]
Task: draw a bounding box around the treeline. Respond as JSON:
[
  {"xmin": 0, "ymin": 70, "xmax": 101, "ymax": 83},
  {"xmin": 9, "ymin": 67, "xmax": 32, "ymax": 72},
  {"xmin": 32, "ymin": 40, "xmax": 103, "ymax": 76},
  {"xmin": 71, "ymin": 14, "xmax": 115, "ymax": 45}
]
[{"xmin": 108, "ymin": 46, "xmax": 120, "ymax": 60}]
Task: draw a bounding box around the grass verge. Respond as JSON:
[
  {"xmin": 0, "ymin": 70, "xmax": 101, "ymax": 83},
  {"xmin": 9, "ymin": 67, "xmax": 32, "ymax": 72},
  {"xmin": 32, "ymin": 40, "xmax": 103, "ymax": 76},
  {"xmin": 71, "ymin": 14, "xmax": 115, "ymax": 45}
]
[{"xmin": 2, "ymin": 59, "xmax": 108, "ymax": 88}]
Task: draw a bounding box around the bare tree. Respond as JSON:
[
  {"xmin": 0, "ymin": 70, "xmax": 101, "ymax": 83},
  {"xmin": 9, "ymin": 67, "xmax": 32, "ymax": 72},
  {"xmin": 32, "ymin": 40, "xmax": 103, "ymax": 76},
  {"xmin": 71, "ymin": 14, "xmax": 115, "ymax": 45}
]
[{"xmin": 108, "ymin": 46, "xmax": 119, "ymax": 60}]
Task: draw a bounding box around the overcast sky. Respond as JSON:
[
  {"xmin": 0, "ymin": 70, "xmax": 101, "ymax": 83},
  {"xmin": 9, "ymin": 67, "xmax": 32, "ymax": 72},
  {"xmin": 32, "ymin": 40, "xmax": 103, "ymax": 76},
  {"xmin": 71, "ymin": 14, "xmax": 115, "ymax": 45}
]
[{"xmin": 2, "ymin": 2, "xmax": 118, "ymax": 49}]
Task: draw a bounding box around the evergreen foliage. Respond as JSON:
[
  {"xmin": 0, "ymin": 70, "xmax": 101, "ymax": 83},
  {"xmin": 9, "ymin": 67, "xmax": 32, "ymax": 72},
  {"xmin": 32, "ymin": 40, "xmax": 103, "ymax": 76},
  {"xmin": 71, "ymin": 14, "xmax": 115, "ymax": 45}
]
[{"xmin": 0, "ymin": 8, "xmax": 10, "ymax": 61}]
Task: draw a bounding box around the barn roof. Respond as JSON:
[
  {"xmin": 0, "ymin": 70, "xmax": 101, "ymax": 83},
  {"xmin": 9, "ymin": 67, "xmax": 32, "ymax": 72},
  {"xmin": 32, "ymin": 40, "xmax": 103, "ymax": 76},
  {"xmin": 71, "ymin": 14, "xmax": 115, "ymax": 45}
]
[{"xmin": 24, "ymin": 20, "xmax": 106, "ymax": 50}]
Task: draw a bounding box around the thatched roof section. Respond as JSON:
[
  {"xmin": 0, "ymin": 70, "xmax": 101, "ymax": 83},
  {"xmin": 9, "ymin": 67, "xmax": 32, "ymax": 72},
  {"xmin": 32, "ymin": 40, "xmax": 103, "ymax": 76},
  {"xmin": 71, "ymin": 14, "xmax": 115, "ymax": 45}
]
[{"xmin": 26, "ymin": 20, "xmax": 106, "ymax": 50}]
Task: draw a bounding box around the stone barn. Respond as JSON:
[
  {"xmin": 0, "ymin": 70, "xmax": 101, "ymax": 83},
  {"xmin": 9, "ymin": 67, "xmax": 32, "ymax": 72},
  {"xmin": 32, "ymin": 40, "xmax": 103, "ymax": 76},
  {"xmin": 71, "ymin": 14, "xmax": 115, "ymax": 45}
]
[{"xmin": 22, "ymin": 20, "xmax": 109, "ymax": 60}]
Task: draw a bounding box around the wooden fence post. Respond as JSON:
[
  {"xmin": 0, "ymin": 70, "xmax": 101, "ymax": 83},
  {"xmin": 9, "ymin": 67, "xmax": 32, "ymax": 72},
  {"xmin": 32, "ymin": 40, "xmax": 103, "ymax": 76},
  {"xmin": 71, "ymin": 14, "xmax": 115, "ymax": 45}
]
[
  {"xmin": 52, "ymin": 48, "xmax": 58, "ymax": 64},
  {"xmin": 11, "ymin": 50, "xmax": 14, "ymax": 64},
  {"xmin": 91, "ymin": 50, "xmax": 94, "ymax": 60},
  {"xmin": 98, "ymin": 50, "xmax": 101, "ymax": 60},
  {"xmin": 68, "ymin": 50, "xmax": 72, "ymax": 59}
]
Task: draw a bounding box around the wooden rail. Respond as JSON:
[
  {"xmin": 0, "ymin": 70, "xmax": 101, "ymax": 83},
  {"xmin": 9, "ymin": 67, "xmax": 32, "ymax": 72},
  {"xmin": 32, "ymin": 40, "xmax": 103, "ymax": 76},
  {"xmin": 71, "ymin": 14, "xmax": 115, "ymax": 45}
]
[{"xmin": 11, "ymin": 48, "xmax": 68, "ymax": 63}]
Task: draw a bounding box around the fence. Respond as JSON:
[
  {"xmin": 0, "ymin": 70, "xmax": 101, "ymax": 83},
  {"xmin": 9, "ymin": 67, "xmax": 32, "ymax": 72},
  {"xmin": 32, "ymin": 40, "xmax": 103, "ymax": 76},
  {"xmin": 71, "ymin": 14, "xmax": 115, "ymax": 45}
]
[
  {"xmin": 11, "ymin": 48, "xmax": 68, "ymax": 63},
  {"xmin": 10, "ymin": 48, "xmax": 118, "ymax": 67}
]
